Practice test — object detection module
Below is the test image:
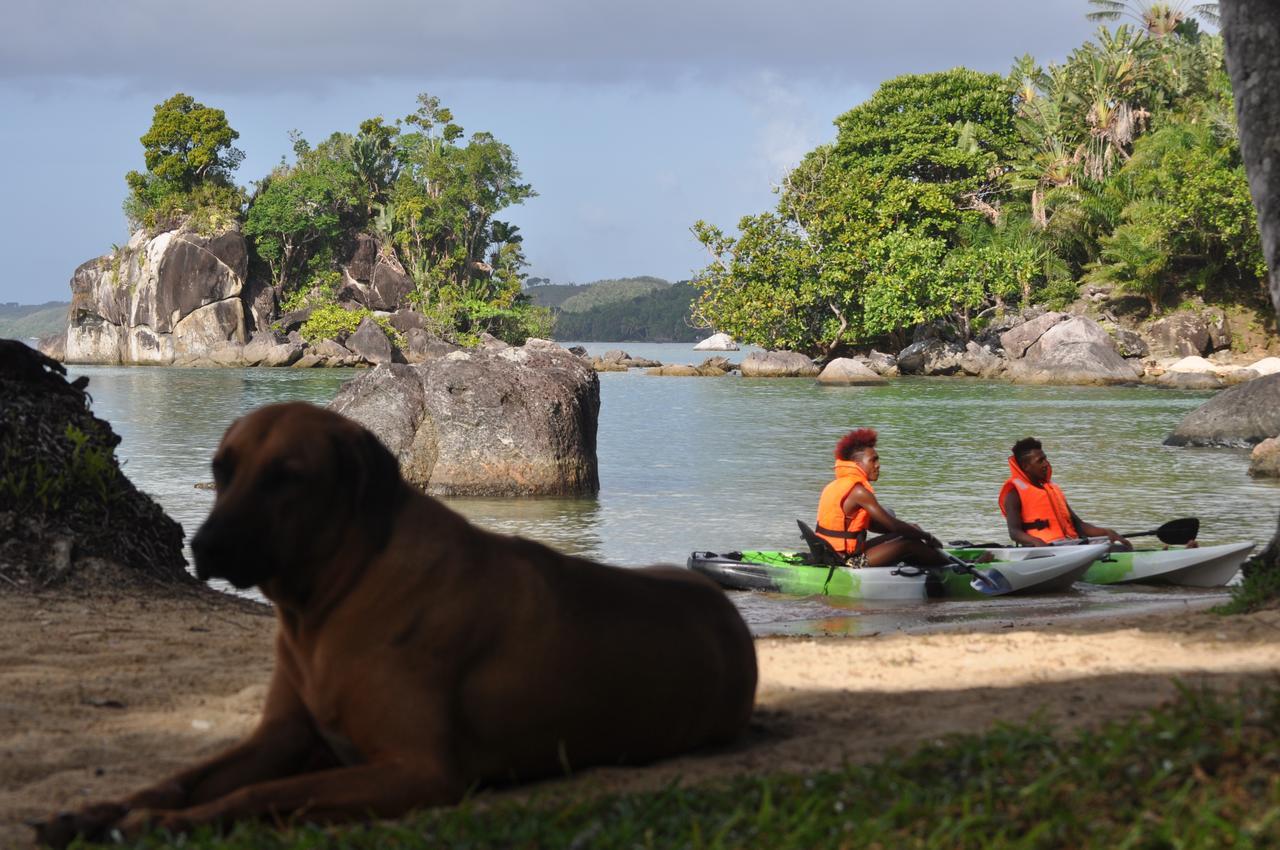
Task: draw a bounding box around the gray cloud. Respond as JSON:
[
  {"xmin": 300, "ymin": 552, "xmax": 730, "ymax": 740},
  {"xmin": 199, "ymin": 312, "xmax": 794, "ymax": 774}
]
[{"xmin": 7, "ymin": 0, "xmax": 1103, "ymax": 91}]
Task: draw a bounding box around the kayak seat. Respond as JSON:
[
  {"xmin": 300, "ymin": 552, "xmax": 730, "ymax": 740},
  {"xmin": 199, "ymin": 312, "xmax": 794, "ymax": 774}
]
[{"xmin": 796, "ymin": 520, "xmax": 844, "ymax": 567}]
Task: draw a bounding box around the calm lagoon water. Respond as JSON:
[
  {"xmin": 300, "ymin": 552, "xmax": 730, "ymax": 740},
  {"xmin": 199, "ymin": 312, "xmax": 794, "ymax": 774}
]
[{"xmin": 67, "ymin": 342, "xmax": 1280, "ymax": 635}]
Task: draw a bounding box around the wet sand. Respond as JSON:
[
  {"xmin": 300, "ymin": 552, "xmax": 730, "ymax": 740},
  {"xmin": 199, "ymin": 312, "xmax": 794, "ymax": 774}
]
[{"xmin": 4, "ymin": 586, "xmax": 1280, "ymax": 847}]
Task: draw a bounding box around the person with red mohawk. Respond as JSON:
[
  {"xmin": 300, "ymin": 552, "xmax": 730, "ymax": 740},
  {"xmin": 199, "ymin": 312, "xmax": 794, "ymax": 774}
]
[{"xmin": 814, "ymin": 428, "xmax": 951, "ymax": 567}]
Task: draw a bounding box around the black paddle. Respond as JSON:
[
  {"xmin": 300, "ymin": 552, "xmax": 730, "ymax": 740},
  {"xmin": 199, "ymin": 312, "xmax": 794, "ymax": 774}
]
[
  {"xmin": 1120, "ymin": 517, "xmax": 1199, "ymax": 546},
  {"xmin": 950, "ymin": 517, "xmax": 1200, "ymax": 550}
]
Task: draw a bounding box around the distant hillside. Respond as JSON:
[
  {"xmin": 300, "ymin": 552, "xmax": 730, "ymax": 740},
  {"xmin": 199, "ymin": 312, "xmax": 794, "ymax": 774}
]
[
  {"xmin": 525, "ymin": 276, "xmax": 671, "ymax": 313},
  {"xmin": 552, "ymin": 282, "xmax": 703, "ymax": 342},
  {"xmin": 0, "ymin": 302, "xmax": 68, "ymax": 340}
]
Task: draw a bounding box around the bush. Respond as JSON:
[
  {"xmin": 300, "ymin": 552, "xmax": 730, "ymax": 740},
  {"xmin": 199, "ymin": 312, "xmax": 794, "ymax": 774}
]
[{"xmin": 299, "ymin": 304, "xmax": 402, "ymax": 348}]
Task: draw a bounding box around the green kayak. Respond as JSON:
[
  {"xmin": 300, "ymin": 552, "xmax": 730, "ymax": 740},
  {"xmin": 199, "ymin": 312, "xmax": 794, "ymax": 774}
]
[{"xmin": 687, "ymin": 543, "xmax": 1109, "ymax": 601}]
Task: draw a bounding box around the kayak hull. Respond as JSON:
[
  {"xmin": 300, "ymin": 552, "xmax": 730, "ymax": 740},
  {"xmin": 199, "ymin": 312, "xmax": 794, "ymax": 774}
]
[
  {"xmin": 687, "ymin": 543, "xmax": 1108, "ymax": 601},
  {"xmin": 1077, "ymin": 541, "xmax": 1255, "ymax": 587}
]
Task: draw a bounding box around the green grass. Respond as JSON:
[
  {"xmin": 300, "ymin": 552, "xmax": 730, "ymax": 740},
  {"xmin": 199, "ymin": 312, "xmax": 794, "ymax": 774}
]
[{"xmin": 87, "ymin": 684, "xmax": 1280, "ymax": 849}]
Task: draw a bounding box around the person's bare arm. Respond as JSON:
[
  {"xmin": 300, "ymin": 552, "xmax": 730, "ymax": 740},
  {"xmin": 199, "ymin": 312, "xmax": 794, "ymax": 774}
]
[
  {"xmin": 1069, "ymin": 508, "xmax": 1131, "ymax": 548},
  {"xmin": 1003, "ymin": 490, "xmax": 1048, "ymax": 547},
  {"xmin": 843, "ymin": 485, "xmax": 942, "ymax": 548}
]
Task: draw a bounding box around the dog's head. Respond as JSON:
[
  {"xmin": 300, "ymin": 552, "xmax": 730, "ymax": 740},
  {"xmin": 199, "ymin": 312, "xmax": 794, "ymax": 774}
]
[{"xmin": 190, "ymin": 402, "xmax": 404, "ymax": 594}]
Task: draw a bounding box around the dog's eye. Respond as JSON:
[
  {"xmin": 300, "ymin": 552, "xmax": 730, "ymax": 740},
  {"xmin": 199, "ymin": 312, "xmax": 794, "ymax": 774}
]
[{"xmin": 262, "ymin": 462, "xmax": 304, "ymax": 488}]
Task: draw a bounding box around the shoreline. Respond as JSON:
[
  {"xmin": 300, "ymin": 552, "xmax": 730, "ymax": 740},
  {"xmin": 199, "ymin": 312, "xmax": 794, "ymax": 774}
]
[{"xmin": 5, "ymin": 584, "xmax": 1280, "ymax": 847}]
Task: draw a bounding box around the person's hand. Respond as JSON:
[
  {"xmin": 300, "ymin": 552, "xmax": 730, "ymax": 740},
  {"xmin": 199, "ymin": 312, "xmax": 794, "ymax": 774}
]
[{"xmin": 1106, "ymin": 530, "xmax": 1131, "ymax": 549}]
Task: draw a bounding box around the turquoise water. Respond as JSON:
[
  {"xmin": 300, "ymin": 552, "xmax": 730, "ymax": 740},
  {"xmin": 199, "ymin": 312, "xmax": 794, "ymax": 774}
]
[{"xmin": 67, "ymin": 342, "xmax": 1280, "ymax": 633}]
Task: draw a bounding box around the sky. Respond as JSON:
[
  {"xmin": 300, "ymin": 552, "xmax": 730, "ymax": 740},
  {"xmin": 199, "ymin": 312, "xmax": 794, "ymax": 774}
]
[{"xmin": 0, "ymin": 0, "xmax": 1108, "ymax": 305}]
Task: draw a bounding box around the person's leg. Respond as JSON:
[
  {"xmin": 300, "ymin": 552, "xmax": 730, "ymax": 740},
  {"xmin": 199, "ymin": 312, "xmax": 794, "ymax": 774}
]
[{"xmin": 864, "ymin": 538, "xmax": 950, "ymax": 567}]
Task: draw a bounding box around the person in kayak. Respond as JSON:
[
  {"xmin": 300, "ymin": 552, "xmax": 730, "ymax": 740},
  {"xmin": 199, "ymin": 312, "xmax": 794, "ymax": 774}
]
[
  {"xmin": 1000, "ymin": 437, "xmax": 1132, "ymax": 549},
  {"xmin": 815, "ymin": 428, "xmax": 952, "ymax": 567}
]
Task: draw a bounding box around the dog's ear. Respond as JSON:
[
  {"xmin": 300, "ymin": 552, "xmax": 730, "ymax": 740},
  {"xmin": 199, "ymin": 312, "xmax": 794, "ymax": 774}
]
[{"xmin": 334, "ymin": 425, "xmax": 406, "ymax": 550}]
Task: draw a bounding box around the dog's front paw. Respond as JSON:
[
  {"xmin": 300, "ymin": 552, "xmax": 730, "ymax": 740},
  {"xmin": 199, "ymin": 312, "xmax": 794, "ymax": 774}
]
[
  {"xmin": 116, "ymin": 807, "xmax": 194, "ymax": 842},
  {"xmin": 30, "ymin": 802, "xmax": 127, "ymax": 848}
]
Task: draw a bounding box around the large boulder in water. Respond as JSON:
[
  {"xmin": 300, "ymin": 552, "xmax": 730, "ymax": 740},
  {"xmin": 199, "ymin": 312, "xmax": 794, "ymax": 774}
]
[
  {"xmin": 741, "ymin": 350, "xmax": 819, "ymax": 377},
  {"xmin": 0, "ymin": 340, "xmax": 188, "ymax": 589},
  {"xmin": 1250, "ymin": 438, "xmax": 1280, "ymax": 478},
  {"xmin": 816, "ymin": 358, "xmax": 887, "ymax": 386},
  {"xmin": 1164, "ymin": 373, "xmax": 1280, "ymax": 447},
  {"xmin": 1005, "ymin": 316, "xmax": 1141, "ymax": 385},
  {"xmin": 329, "ymin": 339, "xmax": 600, "ymax": 496},
  {"xmin": 64, "ymin": 225, "xmax": 250, "ymax": 365},
  {"xmin": 694, "ymin": 333, "xmax": 739, "ymax": 351}
]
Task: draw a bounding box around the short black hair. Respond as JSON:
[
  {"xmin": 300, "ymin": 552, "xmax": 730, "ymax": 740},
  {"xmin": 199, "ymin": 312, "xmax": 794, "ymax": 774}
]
[{"xmin": 1011, "ymin": 437, "xmax": 1042, "ymax": 461}]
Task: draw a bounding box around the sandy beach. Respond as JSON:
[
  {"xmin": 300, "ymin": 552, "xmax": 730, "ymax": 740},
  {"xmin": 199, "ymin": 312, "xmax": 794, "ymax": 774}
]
[{"xmin": 4, "ymin": 586, "xmax": 1280, "ymax": 847}]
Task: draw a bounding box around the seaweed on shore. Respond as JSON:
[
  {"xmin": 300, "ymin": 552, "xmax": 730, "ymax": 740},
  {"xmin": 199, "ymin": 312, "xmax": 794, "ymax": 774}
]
[{"xmin": 0, "ymin": 340, "xmax": 189, "ymax": 590}]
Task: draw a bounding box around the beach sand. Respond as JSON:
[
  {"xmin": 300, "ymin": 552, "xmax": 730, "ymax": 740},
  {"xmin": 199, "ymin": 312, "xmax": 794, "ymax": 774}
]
[{"xmin": 4, "ymin": 586, "xmax": 1280, "ymax": 846}]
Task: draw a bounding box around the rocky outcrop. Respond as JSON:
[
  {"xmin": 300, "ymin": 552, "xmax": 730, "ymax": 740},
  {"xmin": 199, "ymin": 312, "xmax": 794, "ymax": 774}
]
[
  {"xmin": 1148, "ymin": 313, "xmax": 1213, "ymax": 357},
  {"xmin": 0, "ymin": 340, "xmax": 188, "ymax": 588},
  {"xmin": 345, "ymin": 317, "xmax": 395, "ymax": 365},
  {"xmin": 897, "ymin": 339, "xmax": 964, "ymax": 375},
  {"xmin": 64, "ymin": 226, "xmax": 250, "ymax": 365},
  {"xmin": 817, "ymin": 358, "xmax": 887, "ymax": 386},
  {"xmin": 1004, "ymin": 316, "xmax": 1142, "ymax": 385},
  {"xmin": 1249, "ymin": 437, "xmax": 1280, "ymax": 478},
  {"xmin": 337, "ymin": 234, "xmax": 415, "ymax": 311},
  {"xmin": 1164, "ymin": 374, "xmax": 1280, "ymax": 447},
  {"xmin": 694, "ymin": 333, "xmax": 739, "ymax": 351},
  {"xmin": 329, "ymin": 339, "xmax": 599, "ymax": 496},
  {"xmin": 863, "ymin": 350, "xmax": 899, "ymax": 376},
  {"xmin": 1111, "ymin": 328, "xmax": 1149, "ymax": 358},
  {"xmin": 741, "ymin": 351, "xmax": 820, "ymax": 377},
  {"xmin": 999, "ymin": 312, "xmax": 1068, "ymax": 359}
]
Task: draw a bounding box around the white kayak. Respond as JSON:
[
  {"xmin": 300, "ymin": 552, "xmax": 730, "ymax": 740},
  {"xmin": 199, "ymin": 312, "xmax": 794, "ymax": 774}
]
[{"xmin": 969, "ymin": 541, "xmax": 1255, "ymax": 588}]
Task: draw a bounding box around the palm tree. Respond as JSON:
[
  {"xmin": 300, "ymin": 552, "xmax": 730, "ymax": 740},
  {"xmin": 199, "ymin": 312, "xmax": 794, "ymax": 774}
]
[{"xmin": 1086, "ymin": 1, "xmax": 1219, "ymax": 38}]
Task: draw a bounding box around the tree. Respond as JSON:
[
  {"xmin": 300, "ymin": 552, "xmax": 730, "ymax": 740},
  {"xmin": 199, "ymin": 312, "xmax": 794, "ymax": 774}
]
[
  {"xmin": 1221, "ymin": 0, "xmax": 1280, "ymax": 577},
  {"xmin": 124, "ymin": 93, "xmax": 245, "ymax": 229},
  {"xmin": 1088, "ymin": 1, "xmax": 1220, "ymax": 37},
  {"xmin": 693, "ymin": 69, "xmax": 1020, "ymax": 359},
  {"xmin": 243, "ymin": 150, "xmax": 358, "ymax": 292}
]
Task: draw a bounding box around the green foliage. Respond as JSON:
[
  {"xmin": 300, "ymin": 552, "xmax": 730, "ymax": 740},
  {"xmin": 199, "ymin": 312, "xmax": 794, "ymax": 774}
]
[
  {"xmin": 694, "ymin": 18, "xmax": 1266, "ymax": 356},
  {"xmin": 695, "ymin": 69, "xmax": 1018, "ymax": 358},
  {"xmin": 553, "ymin": 282, "xmax": 702, "ymax": 342},
  {"xmin": 298, "ymin": 304, "xmax": 401, "ymax": 348},
  {"xmin": 1083, "ymin": 121, "xmax": 1264, "ymax": 308},
  {"xmin": 106, "ymin": 685, "xmax": 1280, "ymax": 849},
  {"xmin": 124, "ymin": 93, "xmax": 245, "ymax": 231},
  {"xmin": 244, "ymin": 147, "xmax": 359, "ymax": 292}
]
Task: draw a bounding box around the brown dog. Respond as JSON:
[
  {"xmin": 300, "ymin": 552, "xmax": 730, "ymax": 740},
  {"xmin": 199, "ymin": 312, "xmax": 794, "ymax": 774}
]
[{"xmin": 36, "ymin": 402, "xmax": 757, "ymax": 846}]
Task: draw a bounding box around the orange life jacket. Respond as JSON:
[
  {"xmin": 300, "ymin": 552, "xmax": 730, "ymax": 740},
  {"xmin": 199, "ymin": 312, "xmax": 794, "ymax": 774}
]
[
  {"xmin": 816, "ymin": 460, "xmax": 874, "ymax": 555},
  {"xmin": 998, "ymin": 456, "xmax": 1078, "ymax": 544}
]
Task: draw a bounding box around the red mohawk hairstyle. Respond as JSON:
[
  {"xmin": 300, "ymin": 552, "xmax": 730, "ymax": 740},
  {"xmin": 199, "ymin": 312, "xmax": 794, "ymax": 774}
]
[{"xmin": 835, "ymin": 428, "xmax": 877, "ymax": 461}]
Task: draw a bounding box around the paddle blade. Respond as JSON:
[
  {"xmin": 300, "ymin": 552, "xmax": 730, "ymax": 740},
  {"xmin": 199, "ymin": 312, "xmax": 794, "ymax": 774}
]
[
  {"xmin": 1155, "ymin": 517, "xmax": 1199, "ymax": 546},
  {"xmin": 969, "ymin": 567, "xmax": 1014, "ymax": 596}
]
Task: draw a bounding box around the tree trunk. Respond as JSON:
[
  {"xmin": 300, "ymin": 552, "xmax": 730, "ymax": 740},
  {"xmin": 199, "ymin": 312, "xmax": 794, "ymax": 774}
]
[{"xmin": 1223, "ymin": 0, "xmax": 1280, "ymax": 572}]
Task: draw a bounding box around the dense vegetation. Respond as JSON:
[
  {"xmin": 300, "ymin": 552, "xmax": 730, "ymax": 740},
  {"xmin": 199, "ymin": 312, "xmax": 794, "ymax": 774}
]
[
  {"xmin": 0, "ymin": 302, "xmax": 68, "ymax": 340},
  {"xmin": 102, "ymin": 684, "xmax": 1280, "ymax": 849},
  {"xmin": 525, "ymin": 277, "xmax": 704, "ymax": 341},
  {"xmin": 694, "ymin": 2, "xmax": 1265, "ymax": 359},
  {"xmin": 121, "ymin": 93, "xmax": 550, "ymax": 345}
]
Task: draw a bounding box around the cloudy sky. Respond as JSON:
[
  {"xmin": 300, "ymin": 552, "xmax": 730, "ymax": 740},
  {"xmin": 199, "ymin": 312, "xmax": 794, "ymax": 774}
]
[{"xmin": 0, "ymin": 0, "xmax": 1106, "ymax": 305}]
